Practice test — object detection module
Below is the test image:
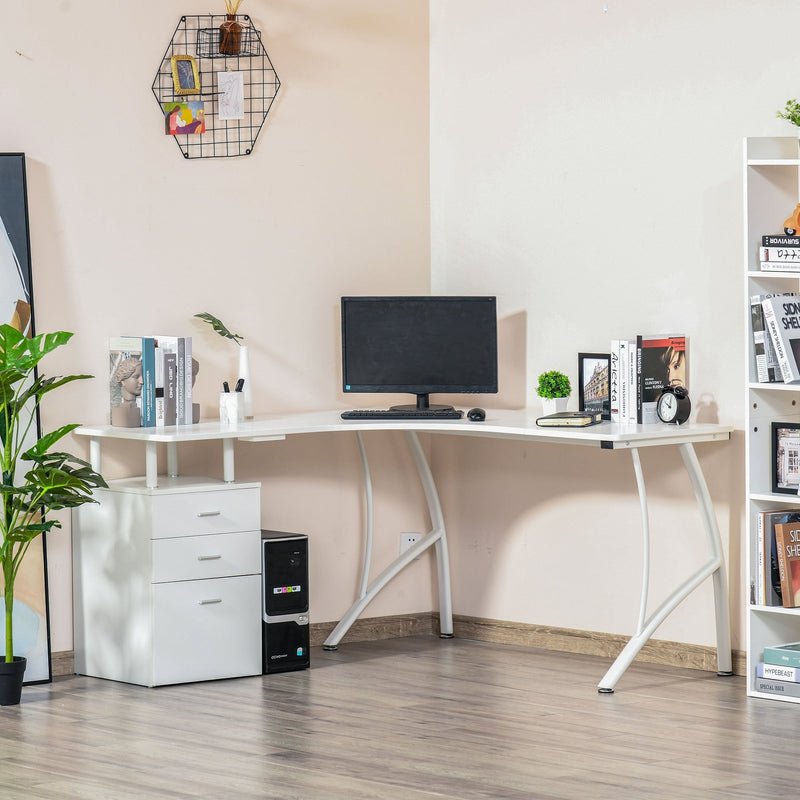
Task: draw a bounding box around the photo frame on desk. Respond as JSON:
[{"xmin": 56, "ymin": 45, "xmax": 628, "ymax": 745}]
[
  {"xmin": 0, "ymin": 153, "xmax": 51, "ymax": 685},
  {"xmin": 772, "ymin": 421, "xmax": 800, "ymax": 494},
  {"xmin": 578, "ymin": 352, "xmax": 611, "ymax": 420}
]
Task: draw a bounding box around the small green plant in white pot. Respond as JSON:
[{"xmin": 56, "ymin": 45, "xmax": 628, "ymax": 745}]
[
  {"xmin": 777, "ymin": 99, "xmax": 800, "ymax": 129},
  {"xmin": 537, "ymin": 370, "xmax": 571, "ymax": 414}
]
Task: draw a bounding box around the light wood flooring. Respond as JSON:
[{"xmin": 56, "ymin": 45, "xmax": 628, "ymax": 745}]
[{"xmin": 1, "ymin": 635, "xmax": 797, "ymax": 800}]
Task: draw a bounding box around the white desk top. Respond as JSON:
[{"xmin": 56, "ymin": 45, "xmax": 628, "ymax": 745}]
[{"xmin": 74, "ymin": 408, "xmax": 732, "ymax": 451}]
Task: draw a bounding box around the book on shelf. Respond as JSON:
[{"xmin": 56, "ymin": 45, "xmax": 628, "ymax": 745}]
[
  {"xmin": 756, "ymin": 661, "xmax": 800, "ymax": 683},
  {"xmin": 636, "ymin": 334, "xmax": 687, "ymax": 424},
  {"xmin": 763, "ymin": 641, "xmax": 800, "ymax": 669},
  {"xmin": 760, "ymin": 261, "xmax": 800, "ymax": 273},
  {"xmin": 109, "ymin": 336, "xmax": 156, "ymax": 428},
  {"xmin": 536, "ymin": 410, "xmax": 602, "ymax": 427},
  {"xmin": 750, "ymin": 293, "xmax": 797, "ymax": 383},
  {"xmin": 774, "ymin": 521, "xmax": 800, "ymax": 607},
  {"xmin": 756, "ymin": 510, "xmax": 799, "ymax": 606},
  {"xmin": 754, "ymin": 676, "xmax": 800, "ymax": 699},
  {"xmin": 759, "ymin": 246, "xmax": 800, "ymax": 264},
  {"xmin": 761, "ymin": 296, "xmax": 800, "ymax": 383},
  {"xmin": 763, "ymin": 234, "xmax": 800, "ymax": 247}
]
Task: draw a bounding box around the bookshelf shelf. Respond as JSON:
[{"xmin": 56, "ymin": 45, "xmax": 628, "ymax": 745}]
[{"xmin": 745, "ymin": 136, "xmax": 800, "ymax": 702}]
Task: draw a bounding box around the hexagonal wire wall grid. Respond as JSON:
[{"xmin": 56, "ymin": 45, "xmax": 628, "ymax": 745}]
[{"xmin": 152, "ymin": 15, "xmax": 280, "ymax": 159}]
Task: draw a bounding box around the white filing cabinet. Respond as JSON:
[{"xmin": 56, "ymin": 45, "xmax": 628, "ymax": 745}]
[{"xmin": 72, "ymin": 476, "xmax": 262, "ymax": 687}]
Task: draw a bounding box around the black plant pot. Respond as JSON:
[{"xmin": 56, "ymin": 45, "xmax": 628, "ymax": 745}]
[{"xmin": 0, "ymin": 657, "xmax": 27, "ymax": 706}]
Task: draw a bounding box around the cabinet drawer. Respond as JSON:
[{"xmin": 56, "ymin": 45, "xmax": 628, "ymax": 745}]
[
  {"xmin": 151, "ymin": 487, "xmax": 260, "ymax": 539},
  {"xmin": 152, "ymin": 575, "xmax": 262, "ymax": 685},
  {"xmin": 152, "ymin": 531, "xmax": 260, "ymax": 583}
]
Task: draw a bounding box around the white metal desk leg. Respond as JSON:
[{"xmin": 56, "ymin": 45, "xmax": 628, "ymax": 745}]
[
  {"xmin": 404, "ymin": 431, "xmax": 453, "ymax": 637},
  {"xmin": 679, "ymin": 442, "xmax": 733, "ymax": 676},
  {"xmin": 598, "ymin": 442, "xmax": 732, "ymax": 692},
  {"xmin": 322, "ymin": 430, "xmax": 453, "ymax": 650}
]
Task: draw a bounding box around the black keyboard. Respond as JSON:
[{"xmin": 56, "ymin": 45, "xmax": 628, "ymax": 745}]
[{"xmin": 341, "ymin": 409, "xmax": 464, "ymax": 420}]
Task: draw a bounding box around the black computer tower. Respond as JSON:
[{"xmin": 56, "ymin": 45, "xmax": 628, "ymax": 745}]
[{"xmin": 261, "ymin": 530, "xmax": 310, "ymax": 673}]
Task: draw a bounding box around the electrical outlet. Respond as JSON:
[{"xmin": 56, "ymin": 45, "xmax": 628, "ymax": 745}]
[{"xmin": 400, "ymin": 532, "xmax": 422, "ymax": 558}]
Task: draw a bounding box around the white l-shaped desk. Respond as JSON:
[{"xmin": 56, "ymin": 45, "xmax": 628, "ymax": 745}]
[{"xmin": 74, "ymin": 409, "xmax": 733, "ymax": 693}]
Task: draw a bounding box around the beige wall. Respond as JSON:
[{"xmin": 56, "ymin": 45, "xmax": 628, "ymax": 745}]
[
  {"xmin": 2, "ymin": 1, "xmax": 432, "ymax": 652},
  {"xmin": 429, "ymin": 0, "xmax": 800, "ymax": 649},
  {"xmin": 2, "ymin": 1, "xmax": 786, "ymax": 660}
]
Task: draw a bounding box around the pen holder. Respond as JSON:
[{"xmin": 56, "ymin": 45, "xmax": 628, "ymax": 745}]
[{"xmin": 219, "ymin": 392, "xmax": 244, "ymax": 425}]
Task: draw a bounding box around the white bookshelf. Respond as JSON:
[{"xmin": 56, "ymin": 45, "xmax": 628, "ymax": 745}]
[{"xmin": 745, "ymin": 136, "xmax": 800, "ymax": 702}]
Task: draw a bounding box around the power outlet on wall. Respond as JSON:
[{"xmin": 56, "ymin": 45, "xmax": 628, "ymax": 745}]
[{"xmin": 399, "ymin": 532, "xmax": 423, "ymax": 559}]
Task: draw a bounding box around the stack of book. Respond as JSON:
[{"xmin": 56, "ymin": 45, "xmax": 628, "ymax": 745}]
[
  {"xmin": 757, "ymin": 294, "xmax": 800, "ymax": 384},
  {"xmin": 759, "ymin": 234, "xmax": 800, "ymax": 272},
  {"xmin": 755, "ymin": 642, "xmax": 800, "ymax": 699},
  {"xmin": 109, "ymin": 335, "xmax": 193, "ymax": 428},
  {"xmin": 754, "ymin": 509, "xmax": 800, "ymax": 608},
  {"xmin": 610, "ymin": 335, "xmax": 688, "ymax": 424}
]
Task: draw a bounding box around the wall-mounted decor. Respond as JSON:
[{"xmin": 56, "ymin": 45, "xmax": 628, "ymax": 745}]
[
  {"xmin": 152, "ymin": 14, "xmax": 280, "ymax": 159},
  {"xmin": 164, "ymin": 102, "xmax": 206, "ymax": 135},
  {"xmin": 170, "ymin": 54, "xmax": 201, "ymax": 95},
  {"xmin": 0, "ymin": 154, "xmax": 51, "ymax": 685}
]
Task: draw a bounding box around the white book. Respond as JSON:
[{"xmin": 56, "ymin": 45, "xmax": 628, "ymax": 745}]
[{"xmin": 761, "ymin": 297, "xmax": 800, "ymax": 383}]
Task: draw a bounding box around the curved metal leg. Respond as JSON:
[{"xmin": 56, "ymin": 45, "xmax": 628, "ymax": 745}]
[
  {"xmin": 323, "ymin": 431, "xmax": 453, "ymax": 649},
  {"xmin": 597, "ymin": 443, "xmax": 732, "ymax": 692}
]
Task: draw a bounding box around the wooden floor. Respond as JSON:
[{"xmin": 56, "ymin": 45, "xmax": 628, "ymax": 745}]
[{"xmin": 1, "ymin": 636, "xmax": 797, "ymax": 799}]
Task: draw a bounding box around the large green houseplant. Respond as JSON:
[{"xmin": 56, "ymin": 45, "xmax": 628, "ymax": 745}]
[{"xmin": 0, "ymin": 325, "xmax": 106, "ymax": 704}]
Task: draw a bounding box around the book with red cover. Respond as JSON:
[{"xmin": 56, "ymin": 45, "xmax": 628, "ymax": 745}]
[{"xmin": 774, "ymin": 521, "xmax": 800, "ymax": 607}]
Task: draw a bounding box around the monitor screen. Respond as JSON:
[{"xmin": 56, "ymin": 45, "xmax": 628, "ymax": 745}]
[{"xmin": 341, "ymin": 295, "xmax": 498, "ymax": 411}]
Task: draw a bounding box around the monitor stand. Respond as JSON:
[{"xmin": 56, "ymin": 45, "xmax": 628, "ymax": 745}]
[{"xmin": 389, "ymin": 394, "xmax": 455, "ymax": 413}]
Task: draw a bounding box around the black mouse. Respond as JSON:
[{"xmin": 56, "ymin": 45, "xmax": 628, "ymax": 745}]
[{"xmin": 467, "ymin": 407, "xmax": 486, "ymax": 422}]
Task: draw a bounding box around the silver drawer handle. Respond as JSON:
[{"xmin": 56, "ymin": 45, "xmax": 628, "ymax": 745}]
[
  {"xmin": 197, "ymin": 554, "xmax": 222, "ymax": 561},
  {"xmin": 197, "ymin": 510, "xmax": 221, "ymax": 518},
  {"xmin": 198, "ymin": 598, "xmax": 222, "ymax": 605}
]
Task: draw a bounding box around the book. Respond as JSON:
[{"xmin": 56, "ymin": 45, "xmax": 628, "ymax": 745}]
[
  {"xmin": 163, "ymin": 351, "xmax": 177, "ymax": 426},
  {"xmin": 757, "ymin": 510, "xmax": 799, "ymax": 606},
  {"xmin": 763, "ymin": 641, "xmax": 800, "ymax": 669},
  {"xmin": 754, "ymin": 676, "xmax": 800, "ymax": 698},
  {"xmin": 636, "ymin": 335, "xmax": 687, "ymax": 424},
  {"xmin": 760, "ymin": 261, "xmax": 800, "ymax": 273},
  {"xmin": 757, "ymin": 661, "xmax": 800, "ymax": 682},
  {"xmin": 139, "ymin": 337, "xmax": 156, "ymax": 427},
  {"xmin": 612, "ymin": 338, "xmax": 637, "ymax": 424},
  {"xmin": 109, "ymin": 336, "xmax": 150, "ymax": 428},
  {"xmin": 609, "ymin": 344, "xmax": 620, "ymax": 422},
  {"xmin": 763, "ymin": 234, "xmax": 800, "ymax": 247},
  {"xmin": 154, "ymin": 336, "xmax": 192, "ymax": 424},
  {"xmin": 761, "ymin": 295, "xmax": 800, "ymax": 383},
  {"xmin": 760, "ymin": 246, "xmax": 800, "ymax": 264},
  {"xmin": 750, "ymin": 293, "xmax": 797, "ymax": 382},
  {"xmin": 536, "ymin": 410, "xmax": 602, "ymax": 427},
  {"xmin": 774, "ymin": 521, "xmax": 800, "ymax": 607}
]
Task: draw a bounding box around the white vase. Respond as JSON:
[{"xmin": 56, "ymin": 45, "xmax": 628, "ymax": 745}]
[
  {"xmin": 238, "ymin": 345, "xmax": 253, "ymax": 418},
  {"xmin": 541, "ymin": 396, "xmax": 568, "ymax": 415}
]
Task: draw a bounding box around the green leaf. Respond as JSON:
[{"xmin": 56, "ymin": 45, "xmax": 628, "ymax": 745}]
[{"xmin": 194, "ymin": 312, "xmax": 243, "ymax": 344}]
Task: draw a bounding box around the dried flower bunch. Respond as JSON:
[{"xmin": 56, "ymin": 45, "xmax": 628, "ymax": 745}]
[{"xmin": 224, "ymin": 0, "xmax": 244, "ymax": 14}]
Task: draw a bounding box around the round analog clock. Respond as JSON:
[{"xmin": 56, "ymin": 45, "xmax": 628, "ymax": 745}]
[{"xmin": 656, "ymin": 386, "xmax": 691, "ymax": 425}]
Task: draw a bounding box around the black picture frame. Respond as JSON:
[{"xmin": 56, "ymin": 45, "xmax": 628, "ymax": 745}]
[
  {"xmin": 578, "ymin": 352, "xmax": 611, "ymax": 420},
  {"xmin": 0, "ymin": 153, "xmax": 51, "ymax": 684},
  {"xmin": 772, "ymin": 421, "xmax": 800, "ymax": 494}
]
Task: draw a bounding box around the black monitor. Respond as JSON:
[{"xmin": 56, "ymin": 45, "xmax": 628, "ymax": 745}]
[{"xmin": 341, "ymin": 295, "xmax": 498, "ymax": 412}]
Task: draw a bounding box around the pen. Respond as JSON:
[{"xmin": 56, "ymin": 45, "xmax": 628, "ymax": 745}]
[
  {"xmin": 223, "ymin": 381, "xmax": 230, "ymax": 393},
  {"xmin": 235, "ymin": 378, "xmax": 245, "ymax": 392}
]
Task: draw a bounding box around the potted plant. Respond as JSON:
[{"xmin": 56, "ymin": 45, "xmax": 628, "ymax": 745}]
[
  {"xmin": 0, "ymin": 325, "xmax": 106, "ymax": 704},
  {"xmin": 194, "ymin": 312, "xmax": 252, "ymax": 418},
  {"xmin": 537, "ymin": 369, "xmax": 571, "ymax": 414}
]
